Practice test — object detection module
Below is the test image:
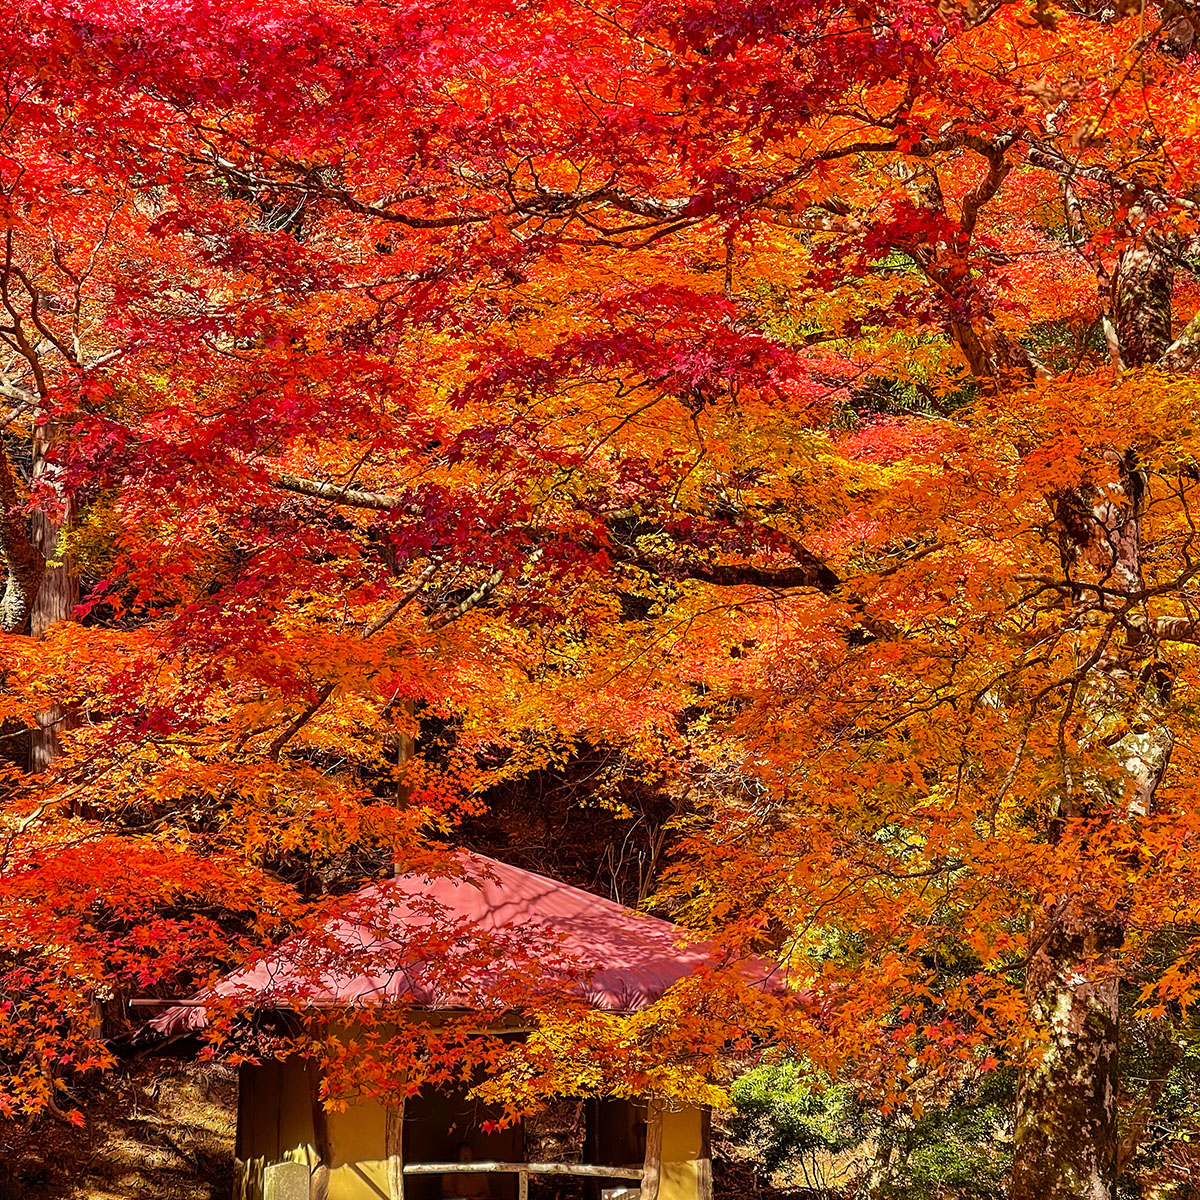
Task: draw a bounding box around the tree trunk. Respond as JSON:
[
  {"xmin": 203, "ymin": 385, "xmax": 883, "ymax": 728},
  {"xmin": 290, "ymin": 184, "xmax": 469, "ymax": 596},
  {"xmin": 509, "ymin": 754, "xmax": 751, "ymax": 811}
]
[
  {"xmin": 28, "ymin": 419, "xmax": 77, "ymax": 773},
  {"xmin": 1011, "ymin": 456, "xmax": 1153, "ymax": 1200},
  {"xmin": 385, "ymin": 1096, "xmax": 405, "ymax": 1200},
  {"xmin": 1011, "ymin": 900, "xmax": 1122, "ymax": 1200},
  {"xmin": 1113, "ymin": 240, "xmax": 1175, "ymax": 368},
  {"xmin": 0, "ymin": 441, "xmax": 44, "ymax": 635}
]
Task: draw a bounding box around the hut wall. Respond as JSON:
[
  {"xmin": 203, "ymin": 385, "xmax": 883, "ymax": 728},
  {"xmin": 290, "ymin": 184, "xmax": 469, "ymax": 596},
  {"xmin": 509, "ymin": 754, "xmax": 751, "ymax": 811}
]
[
  {"xmin": 659, "ymin": 1103, "xmax": 711, "ymax": 1200},
  {"xmin": 234, "ymin": 1060, "xmax": 387, "ymax": 1200},
  {"xmin": 235, "ymin": 1060, "xmax": 319, "ymax": 1200},
  {"xmin": 235, "ymin": 1060, "xmax": 521, "ymax": 1200},
  {"xmin": 235, "ymin": 1060, "xmax": 710, "ymax": 1200}
]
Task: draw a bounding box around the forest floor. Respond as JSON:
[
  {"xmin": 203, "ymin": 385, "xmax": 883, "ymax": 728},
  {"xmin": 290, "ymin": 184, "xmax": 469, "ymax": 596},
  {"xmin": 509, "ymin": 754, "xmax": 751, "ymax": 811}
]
[{"xmin": 1, "ymin": 1060, "xmax": 236, "ymax": 1200}]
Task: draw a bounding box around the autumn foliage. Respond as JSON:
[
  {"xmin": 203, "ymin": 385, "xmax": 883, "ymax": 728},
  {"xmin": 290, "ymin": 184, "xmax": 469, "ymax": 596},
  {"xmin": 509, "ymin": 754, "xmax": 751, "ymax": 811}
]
[{"xmin": 5, "ymin": 0, "xmax": 1200, "ymax": 1194}]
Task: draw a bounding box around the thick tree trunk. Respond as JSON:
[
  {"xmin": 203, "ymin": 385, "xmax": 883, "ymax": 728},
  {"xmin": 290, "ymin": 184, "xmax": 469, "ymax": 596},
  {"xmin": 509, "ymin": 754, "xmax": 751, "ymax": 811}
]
[
  {"xmin": 0, "ymin": 441, "xmax": 43, "ymax": 635},
  {"xmin": 1113, "ymin": 241, "xmax": 1174, "ymax": 368},
  {"xmin": 28, "ymin": 420, "xmax": 77, "ymax": 772},
  {"xmin": 29, "ymin": 517, "xmax": 75, "ymax": 633},
  {"xmin": 1011, "ymin": 455, "xmax": 1153, "ymax": 1200},
  {"xmin": 28, "ymin": 544, "xmax": 77, "ymax": 771},
  {"xmin": 1011, "ymin": 901, "xmax": 1123, "ymax": 1200}
]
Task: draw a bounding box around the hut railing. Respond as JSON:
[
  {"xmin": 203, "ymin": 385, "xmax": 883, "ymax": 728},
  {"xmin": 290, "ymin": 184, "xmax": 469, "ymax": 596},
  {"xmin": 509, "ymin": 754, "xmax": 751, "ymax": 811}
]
[{"xmin": 402, "ymin": 1159, "xmax": 644, "ymax": 1200}]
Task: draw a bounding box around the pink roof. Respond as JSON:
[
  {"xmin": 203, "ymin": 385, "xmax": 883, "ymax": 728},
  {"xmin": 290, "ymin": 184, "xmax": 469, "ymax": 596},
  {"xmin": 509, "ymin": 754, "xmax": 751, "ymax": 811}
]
[{"xmin": 156, "ymin": 852, "xmax": 734, "ymax": 1034}]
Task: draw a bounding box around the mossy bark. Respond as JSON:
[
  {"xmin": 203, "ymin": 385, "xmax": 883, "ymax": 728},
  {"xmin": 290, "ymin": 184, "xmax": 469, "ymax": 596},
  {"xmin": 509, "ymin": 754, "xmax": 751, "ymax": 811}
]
[{"xmin": 1011, "ymin": 901, "xmax": 1122, "ymax": 1200}]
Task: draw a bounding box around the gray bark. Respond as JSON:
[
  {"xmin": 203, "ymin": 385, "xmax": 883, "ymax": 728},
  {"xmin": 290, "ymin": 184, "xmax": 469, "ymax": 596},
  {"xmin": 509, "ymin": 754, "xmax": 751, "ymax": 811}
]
[
  {"xmin": 1012, "ymin": 452, "xmax": 1160, "ymax": 1200},
  {"xmin": 1159, "ymin": 308, "xmax": 1200, "ymax": 372},
  {"xmin": 1113, "ymin": 240, "xmax": 1175, "ymax": 368},
  {"xmin": 1011, "ymin": 902, "xmax": 1122, "ymax": 1200}
]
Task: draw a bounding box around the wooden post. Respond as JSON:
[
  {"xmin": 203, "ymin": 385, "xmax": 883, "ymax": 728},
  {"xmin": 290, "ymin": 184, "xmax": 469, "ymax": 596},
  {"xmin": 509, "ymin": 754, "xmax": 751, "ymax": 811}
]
[
  {"xmin": 308, "ymin": 1063, "xmax": 334, "ymax": 1200},
  {"xmin": 385, "ymin": 1094, "xmax": 406, "ymax": 1200},
  {"xmin": 696, "ymin": 1106, "xmax": 713, "ymax": 1200},
  {"xmin": 518, "ymin": 1169, "xmax": 529, "ymax": 1200},
  {"xmin": 641, "ymin": 1102, "xmax": 663, "ymax": 1200}
]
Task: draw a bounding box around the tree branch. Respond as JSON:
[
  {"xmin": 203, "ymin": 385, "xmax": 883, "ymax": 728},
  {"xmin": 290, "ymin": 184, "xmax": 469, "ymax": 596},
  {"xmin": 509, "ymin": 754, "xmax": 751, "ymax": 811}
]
[
  {"xmin": 622, "ymin": 554, "xmax": 841, "ymax": 592},
  {"xmin": 429, "ymin": 547, "xmax": 545, "ymax": 629},
  {"xmin": 275, "ymin": 474, "xmax": 402, "ymax": 511},
  {"xmin": 1158, "ymin": 309, "xmax": 1200, "ymax": 372},
  {"xmin": 275, "ymin": 475, "xmax": 842, "ymax": 594}
]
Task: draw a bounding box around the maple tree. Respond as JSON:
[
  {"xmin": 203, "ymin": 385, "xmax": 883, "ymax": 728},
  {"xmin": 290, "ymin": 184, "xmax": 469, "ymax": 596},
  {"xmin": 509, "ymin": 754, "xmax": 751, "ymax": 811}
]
[{"xmin": 6, "ymin": 0, "xmax": 1200, "ymax": 1196}]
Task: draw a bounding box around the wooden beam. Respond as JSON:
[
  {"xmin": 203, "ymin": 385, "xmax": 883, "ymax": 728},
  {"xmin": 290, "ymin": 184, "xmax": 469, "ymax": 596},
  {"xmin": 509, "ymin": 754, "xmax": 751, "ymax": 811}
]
[{"xmin": 401, "ymin": 1162, "xmax": 643, "ymax": 1179}]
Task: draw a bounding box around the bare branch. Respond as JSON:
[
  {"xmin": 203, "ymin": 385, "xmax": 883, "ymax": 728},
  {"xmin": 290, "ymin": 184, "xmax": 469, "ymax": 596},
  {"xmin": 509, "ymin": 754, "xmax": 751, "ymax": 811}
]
[{"xmin": 275, "ymin": 474, "xmax": 402, "ymax": 511}]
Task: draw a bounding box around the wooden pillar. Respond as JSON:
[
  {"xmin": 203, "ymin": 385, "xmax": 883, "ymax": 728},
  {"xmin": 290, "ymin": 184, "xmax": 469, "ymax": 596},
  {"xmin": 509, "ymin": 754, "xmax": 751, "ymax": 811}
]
[
  {"xmin": 696, "ymin": 1107, "xmax": 713, "ymax": 1200},
  {"xmin": 308, "ymin": 1066, "xmax": 332, "ymax": 1200},
  {"xmin": 385, "ymin": 1094, "xmax": 406, "ymax": 1200},
  {"xmin": 641, "ymin": 1101, "xmax": 663, "ymax": 1200}
]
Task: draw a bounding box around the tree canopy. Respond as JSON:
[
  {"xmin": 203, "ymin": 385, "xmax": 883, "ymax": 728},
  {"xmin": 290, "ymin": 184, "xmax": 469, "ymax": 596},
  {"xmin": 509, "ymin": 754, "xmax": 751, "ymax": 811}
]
[{"xmin": 6, "ymin": 0, "xmax": 1200, "ymax": 1194}]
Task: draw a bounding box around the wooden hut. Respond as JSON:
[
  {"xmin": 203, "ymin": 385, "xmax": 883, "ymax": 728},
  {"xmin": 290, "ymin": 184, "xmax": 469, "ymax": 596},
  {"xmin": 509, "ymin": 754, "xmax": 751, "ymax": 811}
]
[{"xmin": 157, "ymin": 853, "xmax": 737, "ymax": 1200}]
